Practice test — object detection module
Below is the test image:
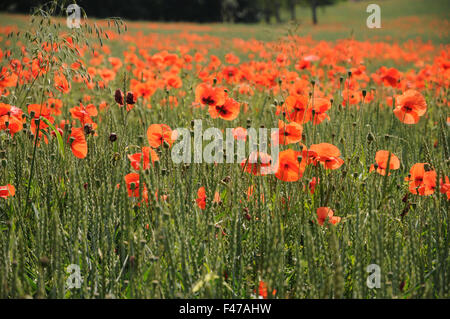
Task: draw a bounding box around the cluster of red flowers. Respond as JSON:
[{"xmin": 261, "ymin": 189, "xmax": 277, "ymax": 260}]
[{"xmin": 1, "ymin": 20, "xmax": 448, "ymax": 222}]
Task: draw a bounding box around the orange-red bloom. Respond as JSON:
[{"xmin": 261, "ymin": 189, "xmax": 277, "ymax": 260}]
[
  {"xmin": 405, "ymin": 163, "xmax": 436, "ymax": 195},
  {"xmin": 281, "ymin": 95, "xmax": 311, "ymax": 124},
  {"xmin": 273, "ymin": 120, "xmax": 303, "ymax": 145},
  {"xmin": 196, "ymin": 186, "xmax": 206, "ymax": 210},
  {"xmin": 128, "ymin": 146, "xmax": 159, "ymax": 170},
  {"xmin": 311, "ymin": 98, "xmax": 331, "ymax": 124},
  {"xmin": 440, "ymin": 176, "xmax": 450, "ymax": 200},
  {"xmin": 257, "ymin": 280, "xmax": 276, "ymax": 299},
  {"xmin": 0, "ymin": 184, "xmax": 15, "ymax": 198},
  {"xmin": 308, "ymin": 143, "xmax": 344, "ymax": 170},
  {"xmin": 69, "ymin": 127, "xmax": 88, "ymax": 159},
  {"xmin": 147, "ymin": 124, "xmax": 174, "ymax": 148},
  {"xmin": 195, "ymin": 83, "xmax": 226, "ymax": 107},
  {"xmin": 241, "ymin": 152, "xmax": 273, "ymax": 176},
  {"xmin": 316, "ymin": 207, "xmax": 341, "ymax": 226},
  {"xmin": 124, "ymin": 173, "xmax": 148, "ymax": 203},
  {"xmin": 275, "ymin": 149, "xmax": 305, "ymax": 182},
  {"xmin": 208, "ymin": 97, "xmax": 240, "ymax": 121}
]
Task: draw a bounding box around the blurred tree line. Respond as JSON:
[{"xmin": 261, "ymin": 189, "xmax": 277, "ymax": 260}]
[{"xmin": 0, "ymin": 0, "xmax": 342, "ymax": 24}]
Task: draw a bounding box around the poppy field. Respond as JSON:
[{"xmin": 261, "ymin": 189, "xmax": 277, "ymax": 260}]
[{"xmin": 0, "ymin": 0, "xmax": 449, "ymax": 299}]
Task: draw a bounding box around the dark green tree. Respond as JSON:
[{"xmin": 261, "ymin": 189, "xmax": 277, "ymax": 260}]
[{"xmin": 299, "ymin": 0, "xmax": 342, "ymax": 25}]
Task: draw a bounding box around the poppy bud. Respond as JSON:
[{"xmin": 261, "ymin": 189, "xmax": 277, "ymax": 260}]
[
  {"xmin": 109, "ymin": 133, "xmax": 117, "ymax": 142},
  {"xmin": 362, "ymin": 89, "xmax": 367, "ymax": 98},
  {"xmin": 126, "ymin": 91, "xmax": 136, "ymax": 105},
  {"xmin": 114, "ymin": 89, "xmax": 124, "ymax": 105},
  {"xmin": 130, "ymin": 182, "xmax": 136, "ymax": 191},
  {"xmin": 163, "ymin": 140, "xmax": 170, "ymax": 149},
  {"xmin": 339, "ymin": 76, "xmax": 344, "ymax": 84},
  {"xmin": 4, "ymin": 121, "xmax": 9, "ymax": 128},
  {"xmin": 310, "ymin": 79, "xmax": 315, "ymax": 86},
  {"xmin": 1, "ymin": 159, "xmax": 7, "ymax": 168},
  {"xmin": 348, "ymin": 70, "xmax": 352, "ymax": 77},
  {"xmin": 366, "ymin": 132, "xmax": 374, "ymax": 144}
]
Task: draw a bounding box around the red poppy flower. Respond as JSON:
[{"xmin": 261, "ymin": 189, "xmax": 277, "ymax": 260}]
[
  {"xmin": 208, "ymin": 97, "xmax": 240, "ymax": 121},
  {"xmin": 309, "ymin": 143, "xmax": 344, "ymax": 170},
  {"xmin": 241, "ymin": 152, "xmax": 273, "ymax": 176},
  {"xmin": 196, "ymin": 186, "xmax": 206, "ymax": 210},
  {"xmin": 405, "ymin": 163, "xmax": 436, "ymax": 195},
  {"xmin": 195, "ymin": 83, "xmax": 226, "ymax": 107},
  {"xmin": 147, "ymin": 124, "xmax": 174, "ymax": 148},
  {"xmin": 0, "ymin": 103, "xmax": 24, "ymax": 137},
  {"xmin": 316, "ymin": 207, "xmax": 341, "ymax": 226},
  {"xmin": 393, "ymin": 90, "xmax": 427, "ymax": 124},
  {"xmin": 440, "ymin": 176, "xmax": 450, "ymax": 200},
  {"xmin": 369, "ymin": 150, "xmax": 400, "ymax": 176},
  {"xmin": 0, "ymin": 184, "xmax": 15, "ymax": 198},
  {"xmin": 311, "ymin": 98, "xmax": 331, "ymax": 124},
  {"xmin": 281, "ymin": 95, "xmax": 311, "ymax": 124},
  {"xmin": 273, "ymin": 120, "xmax": 303, "ymax": 145},
  {"xmin": 275, "ymin": 149, "xmax": 305, "ymax": 182},
  {"xmin": 257, "ymin": 280, "xmax": 276, "ymax": 299},
  {"xmin": 231, "ymin": 127, "xmax": 247, "ymax": 141},
  {"xmin": 124, "ymin": 173, "xmax": 148, "ymax": 203},
  {"xmin": 128, "ymin": 146, "xmax": 159, "ymax": 170},
  {"xmin": 69, "ymin": 127, "xmax": 88, "ymax": 159}
]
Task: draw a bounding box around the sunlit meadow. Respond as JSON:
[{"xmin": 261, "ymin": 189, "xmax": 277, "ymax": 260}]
[{"xmin": 0, "ymin": 0, "xmax": 448, "ymax": 299}]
